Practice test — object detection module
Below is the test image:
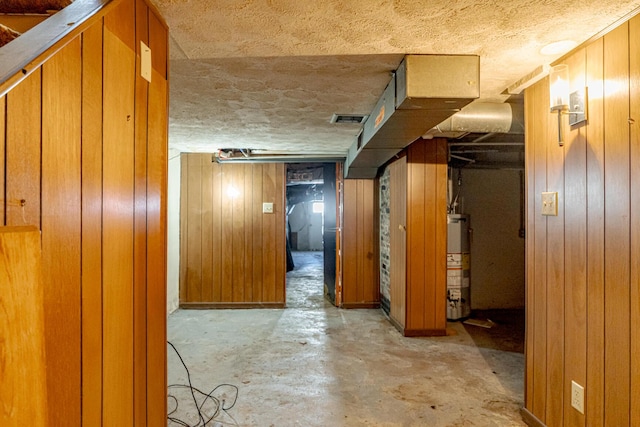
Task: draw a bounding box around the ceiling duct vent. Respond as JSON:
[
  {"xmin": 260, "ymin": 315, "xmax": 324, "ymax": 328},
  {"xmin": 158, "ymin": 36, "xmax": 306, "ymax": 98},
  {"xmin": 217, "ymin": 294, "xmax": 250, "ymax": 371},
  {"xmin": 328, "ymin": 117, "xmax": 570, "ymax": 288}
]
[
  {"xmin": 330, "ymin": 113, "xmax": 368, "ymax": 124},
  {"xmin": 345, "ymin": 54, "xmax": 480, "ymax": 179}
]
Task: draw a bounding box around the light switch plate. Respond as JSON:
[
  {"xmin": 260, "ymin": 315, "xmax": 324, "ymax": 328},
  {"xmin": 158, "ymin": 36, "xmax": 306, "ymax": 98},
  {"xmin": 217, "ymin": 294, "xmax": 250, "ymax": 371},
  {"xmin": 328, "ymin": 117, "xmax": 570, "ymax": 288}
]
[
  {"xmin": 262, "ymin": 202, "xmax": 273, "ymax": 214},
  {"xmin": 541, "ymin": 192, "xmax": 558, "ymax": 216},
  {"xmin": 141, "ymin": 41, "xmax": 152, "ymax": 83}
]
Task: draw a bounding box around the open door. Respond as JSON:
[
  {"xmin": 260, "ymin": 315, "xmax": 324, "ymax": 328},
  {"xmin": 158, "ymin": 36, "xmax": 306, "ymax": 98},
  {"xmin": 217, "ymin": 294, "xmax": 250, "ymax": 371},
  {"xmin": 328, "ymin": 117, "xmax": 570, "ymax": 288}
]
[{"xmin": 322, "ymin": 163, "xmax": 338, "ymax": 305}]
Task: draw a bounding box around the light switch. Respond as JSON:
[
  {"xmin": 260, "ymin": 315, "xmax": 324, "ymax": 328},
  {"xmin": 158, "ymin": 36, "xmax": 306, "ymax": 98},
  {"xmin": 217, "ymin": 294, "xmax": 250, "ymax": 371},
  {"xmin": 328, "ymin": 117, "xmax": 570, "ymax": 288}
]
[
  {"xmin": 541, "ymin": 192, "xmax": 558, "ymax": 216},
  {"xmin": 141, "ymin": 41, "xmax": 152, "ymax": 83},
  {"xmin": 262, "ymin": 202, "xmax": 274, "ymax": 214}
]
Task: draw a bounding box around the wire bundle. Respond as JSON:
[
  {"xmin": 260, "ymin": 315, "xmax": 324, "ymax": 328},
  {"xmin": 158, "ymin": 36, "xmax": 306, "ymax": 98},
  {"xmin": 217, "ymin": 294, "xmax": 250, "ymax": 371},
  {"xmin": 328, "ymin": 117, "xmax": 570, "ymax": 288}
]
[{"xmin": 168, "ymin": 341, "xmax": 240, "ymax": 427}]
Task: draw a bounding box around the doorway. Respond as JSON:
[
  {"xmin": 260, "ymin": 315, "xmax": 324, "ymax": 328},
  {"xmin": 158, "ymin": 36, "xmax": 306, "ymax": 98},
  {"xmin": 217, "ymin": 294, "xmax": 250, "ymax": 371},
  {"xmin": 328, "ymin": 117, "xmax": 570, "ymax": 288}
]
[{"xmin": 285, "ymin": 163, "xmax": 338, "ymax": 307}]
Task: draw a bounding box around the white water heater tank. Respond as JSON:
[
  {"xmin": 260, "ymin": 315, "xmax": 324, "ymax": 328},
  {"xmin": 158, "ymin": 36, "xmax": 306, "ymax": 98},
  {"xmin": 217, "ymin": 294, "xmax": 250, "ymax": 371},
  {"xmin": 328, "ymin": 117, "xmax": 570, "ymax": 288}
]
[{"xmin": 447, "ymin": 214, "xmax": 471, "ymax": 320}]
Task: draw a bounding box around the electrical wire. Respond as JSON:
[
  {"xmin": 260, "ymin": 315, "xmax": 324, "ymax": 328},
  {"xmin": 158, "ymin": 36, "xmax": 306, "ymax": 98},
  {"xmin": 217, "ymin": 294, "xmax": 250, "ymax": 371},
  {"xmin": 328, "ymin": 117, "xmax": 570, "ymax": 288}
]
[{"xmin": 167, "ymin": 341, "xmax": 240, "ymax": 427}]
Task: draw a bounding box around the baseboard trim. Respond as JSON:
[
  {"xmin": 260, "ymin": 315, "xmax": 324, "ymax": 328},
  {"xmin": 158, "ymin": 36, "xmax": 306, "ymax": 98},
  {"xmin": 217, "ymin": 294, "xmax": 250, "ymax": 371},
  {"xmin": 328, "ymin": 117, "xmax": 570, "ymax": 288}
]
[
  {"xmin": 520, "ymin": 408, "xmax": 546, "ymax": 427},
  {"xmin": 179, "ymin": 302, "xmax": 286, "ymax": 309},
  {"xmin": 341, "ymin": 302, "xmax": 380, "ymax": 309}
]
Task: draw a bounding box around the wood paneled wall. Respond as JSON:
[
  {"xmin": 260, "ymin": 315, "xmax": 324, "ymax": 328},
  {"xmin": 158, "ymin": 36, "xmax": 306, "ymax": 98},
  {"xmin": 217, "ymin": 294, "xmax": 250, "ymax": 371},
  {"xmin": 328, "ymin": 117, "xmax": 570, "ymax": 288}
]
[
  {"xmin": 180, "ymin": 154, "xmax": 286, "ymax": 307},
  {"xmin": 342, "ymin": 178, "xmax": 379, "ymax": 308},
  {"xmin": 0, "ymin": 0, "xmax": 168, "ymax": 425},
  {"xmin": 387, "ymin": 139, "xmax": 448, "ymax": 336},
  {"xmin": 523, "ymin": 14, "xmax": 640, "ymax": 427}
]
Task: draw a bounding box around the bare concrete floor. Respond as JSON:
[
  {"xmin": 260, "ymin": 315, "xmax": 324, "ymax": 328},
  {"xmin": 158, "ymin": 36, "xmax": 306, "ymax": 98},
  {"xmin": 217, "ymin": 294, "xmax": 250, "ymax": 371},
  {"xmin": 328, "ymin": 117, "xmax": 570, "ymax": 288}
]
[{"xmin": 168, "ymin": 252, "xmax": 525, "ymax": 426}]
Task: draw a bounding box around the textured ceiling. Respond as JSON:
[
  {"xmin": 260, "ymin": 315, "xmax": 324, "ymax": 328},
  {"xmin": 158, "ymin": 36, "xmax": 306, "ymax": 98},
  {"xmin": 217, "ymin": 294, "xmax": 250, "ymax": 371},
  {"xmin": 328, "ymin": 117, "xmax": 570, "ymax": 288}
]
[{"xmin": 156, "ymin": 0, "xmax": 640, "ymax": 156}]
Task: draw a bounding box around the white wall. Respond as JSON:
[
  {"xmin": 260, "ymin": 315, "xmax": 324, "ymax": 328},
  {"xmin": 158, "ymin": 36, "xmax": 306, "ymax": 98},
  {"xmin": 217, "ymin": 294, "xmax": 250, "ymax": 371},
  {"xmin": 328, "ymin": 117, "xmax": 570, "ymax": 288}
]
[
  {"xmin": 166, "ymin": 150, "xmax": 181, "ymax": 314},
  {"xmin": 288, "ymin": 202, "xmax": 323, "ymax": 251},
  {"xmin": 453, "ymin": 168, "xmax": 525, "ymax": 309}
]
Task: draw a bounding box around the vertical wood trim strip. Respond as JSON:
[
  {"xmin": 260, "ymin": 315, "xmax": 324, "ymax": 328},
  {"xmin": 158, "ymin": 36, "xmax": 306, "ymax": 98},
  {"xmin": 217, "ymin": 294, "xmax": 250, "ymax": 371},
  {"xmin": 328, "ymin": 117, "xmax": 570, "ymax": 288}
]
[
  {"xmin": 545, "ymin": 56, "xmax": 567, "ymax": 427},
  {"xmin": 434, "ymin": 139, "xmax": 448, "ymax": 330},
  {"xmin": 41, "ymin": 38, "xmax": 82, "ymax": 427},
  {"xmin": 201, "ymin": 155, "xmax": 214, "ymax": 302},
  {"xmin": 629, "ymin": 14, "xmax": 640, "ymax": 427},
  {"xmin": 102, "ymin": 7, "xmax": 136, "ymax": 422},
  {"xmin": 133, "ymin": 2, "xmax": 149, "ymax": 424},
  {"xmin": 563, "ymin": 48, "xmax": 588, "ymax": 427},
  {"xmin": 585, "ymin": 37, "xmax": 605, "ymax": 427},
  {"xmin": 603, "ymin": 23, "xmax": 631, "ymax": 426},
  {"xmin": 532, "ymin": 78, "xmax": 548, "ymax": 421},
  {"xmin": 524, "ymin": 82, "xmax": 536, "ymax": 411},
  {"xmin": 0, "ymin": 96, "xmax": 5, "ymax": 226},
  {"xmin": 81, "ymin": 21, "xmax": 104, "ymax": 427}
]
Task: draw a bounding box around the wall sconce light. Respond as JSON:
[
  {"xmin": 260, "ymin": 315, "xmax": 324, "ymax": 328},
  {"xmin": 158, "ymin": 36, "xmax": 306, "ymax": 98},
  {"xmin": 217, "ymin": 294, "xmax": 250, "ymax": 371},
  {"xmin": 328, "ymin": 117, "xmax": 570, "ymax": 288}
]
[{"xmin": 549, "ymin": 64, "xmax": 569, "ymax": 146}]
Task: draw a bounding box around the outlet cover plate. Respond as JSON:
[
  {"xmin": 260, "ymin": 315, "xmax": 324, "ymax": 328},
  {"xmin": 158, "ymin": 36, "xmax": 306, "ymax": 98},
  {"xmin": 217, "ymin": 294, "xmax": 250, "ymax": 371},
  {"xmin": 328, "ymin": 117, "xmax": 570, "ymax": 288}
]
[
  {"xmin": 262, "ymin": 202, "xmax": 274, "ymax": 214},
  {"xmin": 571, "ymin": 380, "xmax": 585, "ymax": 414},
  {"xmin": 541, "ymin": 192, "xmax": 558, "ymax": 216}
]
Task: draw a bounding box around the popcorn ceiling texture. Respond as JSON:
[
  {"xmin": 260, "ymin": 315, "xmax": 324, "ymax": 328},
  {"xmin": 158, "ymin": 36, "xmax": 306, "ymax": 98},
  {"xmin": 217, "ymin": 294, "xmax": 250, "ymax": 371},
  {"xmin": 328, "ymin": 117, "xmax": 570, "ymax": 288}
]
[{"xmin": 156, "ymin": 0, "xmax": 640, "ymax": 154}]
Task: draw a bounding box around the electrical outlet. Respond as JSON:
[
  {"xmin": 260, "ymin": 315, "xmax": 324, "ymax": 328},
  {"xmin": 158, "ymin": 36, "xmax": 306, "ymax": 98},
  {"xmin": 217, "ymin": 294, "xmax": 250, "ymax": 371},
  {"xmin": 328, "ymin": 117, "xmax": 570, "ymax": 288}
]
[
  {"xmin": 262, "ymin": 202, "xmax": 274, "ymax": 214},
  {"xmin": 571, "ymin": 380, "xmax": 584, "ymax": 414}
]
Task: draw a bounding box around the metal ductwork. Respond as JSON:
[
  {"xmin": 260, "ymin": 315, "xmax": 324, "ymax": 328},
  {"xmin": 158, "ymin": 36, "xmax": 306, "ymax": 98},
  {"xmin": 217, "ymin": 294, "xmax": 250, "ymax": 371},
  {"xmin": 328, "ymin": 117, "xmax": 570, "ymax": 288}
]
[
  {"xmin": 422, "ymin": 102, "xmax": 524, "ymax": 139},
  {"xmin": 345, "ymin": 54, "xmax": 480, "ymax": 179}
]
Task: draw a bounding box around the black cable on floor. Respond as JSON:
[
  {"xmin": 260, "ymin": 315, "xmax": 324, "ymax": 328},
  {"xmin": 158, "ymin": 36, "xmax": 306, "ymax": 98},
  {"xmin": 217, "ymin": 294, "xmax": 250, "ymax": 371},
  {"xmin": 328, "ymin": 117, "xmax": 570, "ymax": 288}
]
[{"xmin": 167, "ymin": 341, "xmax": 239, "ymax": 427}]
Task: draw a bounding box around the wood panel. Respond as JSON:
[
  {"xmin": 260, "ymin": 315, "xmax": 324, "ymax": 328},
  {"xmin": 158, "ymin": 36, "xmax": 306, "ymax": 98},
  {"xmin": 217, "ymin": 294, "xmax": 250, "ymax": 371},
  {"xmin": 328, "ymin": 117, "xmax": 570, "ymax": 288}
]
[
  {"xmin": 585, "ymin": 36, "xmax": 605, "ymax": 427},
  {"xmin": 5, "ymin": 69, "xmax": 41, "ymax": 227},
  {"xmin": 563, "ymin": 48, "xmax": 587, "ymax": 427},
  {"xmin": 146, "ymin": 62, "xmax": 168, "ymax": 427},
  {"xmin": 524, "ymin": 13, "xmax": 640, "ymax": 427},
  {"xmin": 602, "ymin": 23, "xmax": 630, "ymax": 427},
  {"xmin": 80, "ymin": 20, "xmax": 104, "ymax": 427},
  {"xmin": 0, "ymin": 96, "xmax": 4, "ymax": 225},
  {"xmin": 531, "ymin": 78, "xmax": 548, "ymax": 421},
  {"xmin": 0, "ymin": 227, "xmax": 48, "ymax": 426},
  {"xmin": 102, "ymin": 8, "xmax": 136, "ymax": 424},
  {"xmin": 180, "ymin": 156, "xmax": 287, "ymax": 306},
  {"xmin": 629, "ymin": 14, "xmax": 640, "ymax": 427},
  {"xmin": 133, "ymin": 1, "xmax": 149, "ymax": 424},
  {"xmin": 545, "ymin": 54, "xmax": 566, "ymax": 427},
  {"xmin": 389, "ymin": 156, "xmax": 407, "ymax": 327},
  {"xmin": 41, "ymin": 36, "xmax": 83, "ymax": 427},
  {"xmin": 524, "ymin": 71, "xmax": 535, "ymax": 411},
  {"xmin": 342, "ymin": 178, "xmax": 379, "ymax": 307},
  {"xmin": 404, "ymin": 139, "xmax": 447, "ymax": 335}
]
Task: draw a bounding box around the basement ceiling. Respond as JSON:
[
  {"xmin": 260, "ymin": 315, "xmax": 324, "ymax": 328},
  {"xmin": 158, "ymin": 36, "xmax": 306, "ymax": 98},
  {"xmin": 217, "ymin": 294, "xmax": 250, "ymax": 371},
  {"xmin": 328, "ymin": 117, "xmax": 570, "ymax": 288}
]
[{"xmin": 155, "ymin": 0, "xmax": 640, "ymax": 159}]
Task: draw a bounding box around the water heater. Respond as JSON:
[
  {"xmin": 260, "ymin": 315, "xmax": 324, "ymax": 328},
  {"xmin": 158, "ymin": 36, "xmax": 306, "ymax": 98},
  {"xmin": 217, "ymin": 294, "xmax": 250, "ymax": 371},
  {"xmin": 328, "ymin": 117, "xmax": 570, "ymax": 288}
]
[{"xmin": 447, "ymin": 214, "xmax": 471, "ymax": 320}]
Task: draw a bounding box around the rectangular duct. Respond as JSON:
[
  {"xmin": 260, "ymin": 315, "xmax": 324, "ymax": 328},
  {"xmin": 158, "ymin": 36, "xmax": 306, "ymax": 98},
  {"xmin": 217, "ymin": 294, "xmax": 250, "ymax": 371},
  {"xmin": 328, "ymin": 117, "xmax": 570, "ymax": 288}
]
[{"xmin": 345, "ymin": 54, "xmax": 479, "ymax": 179}]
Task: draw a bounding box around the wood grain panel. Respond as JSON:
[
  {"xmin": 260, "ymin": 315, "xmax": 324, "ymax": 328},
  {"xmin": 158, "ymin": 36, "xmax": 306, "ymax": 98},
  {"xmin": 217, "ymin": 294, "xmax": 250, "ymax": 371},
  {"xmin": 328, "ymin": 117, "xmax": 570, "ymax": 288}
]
[
  {"xmin": 231, "ymin": 163, "xmax": 246, "ymax": 302},
  {"xmin": 545, "ymin": 55, "xmax": 566, "ymax": 427},
  {"xmin": 244, "ymin": 165, "xmax": 254, "ymax": 302},
  {"xmin": 180, "ymin": 155, "xmax": 189, "ymax": 303},
  {"xmin": 524, "ymin": 77, "xmax": 536, "ymax": 411},
  {"xmin": 146, "ymin": 68, "xmax": 168, "ymax": 427},
  {"xmin": 186, "ymin": 154, "xmax": 203, "ymax": 302},
  {"xmin": 362, "ymin": 179, "xmax": 377, "ymax": 303},
  {"xmin": 585, "ymin": 37, "xmax": 605, "ymax": 427},
  {"xmin": 102, "ymin": 19, "xmax": 135, "ymax": 425},
  {"xmin": 201, "ymin": 155, "xmax": 214, "ymax": 302},
  {"xmin": 133, "ymin": 1, "xmax": 149, "ymax": 423},
  {"xmin": 41, "ymin": 37, "xmax": 82, "ymax": 427},
  {"xmin": 0, "ymin": 96, "xmax": 4, "ymax": 226},
  {"xmin": 212, "ymin": 160, "xmax": 223, "ymax": 301},
  {"xmin": 148, "ymin": 8, "xmax": 168, "ymax": 78},
  {"xmin": 252, "ymin": 166, "xmax": 263, "ymax": 302},
  {"xmin": 80, "ymin": 21, "xmax": 104, "ymax": 427},
  {"xmin": 407, "ymin": 142, "xmax": 426, "ymax": 331},
  {"xmin": 5, "ymin": 69, "xmax": 41, "ymax": 227},
  {"xmin": 274, "ymin": 164, "xmax": 286, "ymax": 304},
  {"xmin": 342, "ymin": 179, "xmax": 358, "ymax": 304},
  {"xmin": 0, "ymin": 227, "xmax": 48, "ymax": 426},
  {"xmin": 262, "ymin": 163, "xmax": 277, "ymax": 302},
  {"xmin": 389, "ymin": 156, "xmax": 407, "ymax": 327},
  {"xmin": 531, "ymin": 79, "xmax": 548, "ymax": 421},
  {"xmin": 602, "ymin": 23, "xmax": 630, "ymax": 427},
  {"xmin": 629, "ymin": 14, "xmax": 640, "ymax": 427},
  {"xmin": 434, "ymin": 139, "xmax": 448, "ymax": 331},
  {"xmin": 563, "ymin": 48, "xmax": 587, "ymax": 427},
  {"xmin": 104, "ymin": 0, "xmax": 135, "ymax": 50}
]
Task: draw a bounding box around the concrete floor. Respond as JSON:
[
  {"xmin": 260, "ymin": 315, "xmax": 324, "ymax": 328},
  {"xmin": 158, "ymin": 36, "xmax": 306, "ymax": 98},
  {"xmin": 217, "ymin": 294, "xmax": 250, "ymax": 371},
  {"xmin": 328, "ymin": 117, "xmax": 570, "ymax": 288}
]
[{"xmin": 168, "ymin": 252, "xmax": 525, "ymax": 426}]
